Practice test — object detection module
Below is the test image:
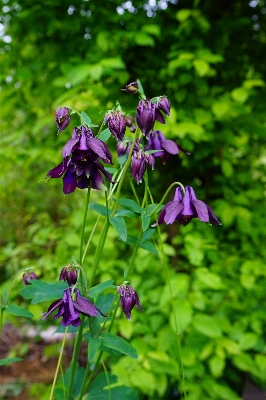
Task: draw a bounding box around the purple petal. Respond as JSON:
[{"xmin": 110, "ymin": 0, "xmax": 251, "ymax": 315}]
[
  {"xmin": 47, "ymin": 159, "xmax": 67, "ymax": 178},
  {"xmin": 206, "ymin": 205, "xmax": 222, "ymax": 225},
  {"xmin": 41, "ymin": 298, "xmax": 63, "ymax": 320},
  {"xmin": 155, "ymin": 107, "xmax": 165, "ymax": 124},
  {"xmin": 164, "ymin": 201, "xmax": 184, "ymax": 225},
  {"xmin": 87, "ymin": 137, "xmax": 113, "ymax": 164},
  {"xmin": 74, "ymin": 291, "xmax": 99, "ymax": 317},
  {"xmin": 161, "ymin": 139, "xmax": 179, "ymax": 155},
  {"xmin": 191, "ymin": 200, "xmax": 209, "ymax": 222},
  {"xmin": 63, "ymin": 169, "xmax": 77, "ymax": 194},
  {"xmin": 62, "ymin": 137, "xmax": 80, "ymax": 157}
]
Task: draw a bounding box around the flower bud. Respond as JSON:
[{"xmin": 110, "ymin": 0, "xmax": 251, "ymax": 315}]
[
  {"xmin": 23, "ymin": 271, "xmax": 37, "ymax": 285},
  {"xmin": 108, "ymin": 111, "xmax": 127, "ymax": 141},
  {"xmin": 136, "ymin": 100, "xmax": 156, "ymax": 136},
  {"xmin": 59, "ymin": 266, "xmax": 78, "ymax": 286},
  {"xmin": 157, "ymin": 97, "xmax": 171, "ymax": 116},
  {"xmin": 56, "ymin": 107, "xmax": 71, "ymax": 132},
  {"xmin": 117, "ymin": 141, "xmax": 128, "ymax": 157},
  {"xmin": 117, "ymin": 285, "xmax": 143, "ymax": 320},
  {"xmin": 122, "ymin": 82, "xmax": 139, "ymax": 94}
]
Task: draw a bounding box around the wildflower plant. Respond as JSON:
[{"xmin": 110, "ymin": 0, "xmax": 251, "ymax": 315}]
[{"xmin": 0, "ymin": 80, "xmax": 222, "ymax": 399}]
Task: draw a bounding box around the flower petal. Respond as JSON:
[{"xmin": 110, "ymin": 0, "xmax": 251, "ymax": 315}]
[
  {"xmin": 41, "ymin": 298, "xmax": 63, "ymax": 320},
  {"xmin": 164, "ymin": 201, "xmax": 184, "ymax": 224}
]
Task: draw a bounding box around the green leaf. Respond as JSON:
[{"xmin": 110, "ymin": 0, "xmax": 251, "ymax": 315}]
[
  {"xmin": 209, "ymin": 355, "xmax": 225, "ymax": 377},
  {"xmin": 231, "ymin": 87, "xmax": 249, "ymax": 103},
  {"xmin": 141, "ymin": 211, "xmax": 151, "ymax": 232},
  {"xmin": 134, "ymin": 32, "xmax": 154, "ymax": 47},
  {"xmin": 136, "ymin": 79, "xmax": 145, "ymax": 97},
  {"xmin": 88, "ymin": 337, "xmax": 102, "ymax": 363},
  {"xmin": 193, "ymin": 314, "xmax": 222, "ymax": 338},
  {"xmin": 0, "ymin": 357, "xmax": 22, "ymax": 366},
  {"xmin": 114, "ymin": 209, "xmax": 136, "ymax": 218},
  {"xmin": 117, "ymin": 198, "xmax": 143, "ymax": 213},
  {"xmin": 99, "ymin": 128, "xmax": 111, "ymax": 142},
  {"xmin": 81, "ymin": 111, "xmax": 92, "ymax": 126},
  {"xmin": 5, "ymin": 303, "xmax": 33, "ymax": 318},
  {"xmin": 109, "ymin": 216, "xmax": 127, "ymax": 242},
  {"xmin": 140, "ymin": 240, "xmax": 158, "ymax": 257},
  {"xmin": 20, "ymin": 280, "xmax": 67, "ymax": 304},
  {"xmin": 89, "ymin": 280, "xmax": 115, "ymax": 299},
  {"xmin": 88, "ymin": 203, "xmax": 109, "ymax": 217},
  {"xmin": 100, "ymin": 332, "xmax": 138, "ymax": 358}
]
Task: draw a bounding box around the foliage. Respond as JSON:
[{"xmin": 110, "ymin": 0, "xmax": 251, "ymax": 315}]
[{"xmin": 1, "ymin": 0, "xmax": 266, "ymax": 399}]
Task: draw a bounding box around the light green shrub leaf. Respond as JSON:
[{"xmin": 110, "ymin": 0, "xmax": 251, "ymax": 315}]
[
  {"xmin": 5, "ymin": 303, "xmax": 33, "ymax": 318},
  {"xmin": 109, "ymin": 216, "xmax": 127, "ymax": 242},
  {"xmin": 193, "ymin": 314, "xmax": 222, "ymax": 338},
  {"xmin": 100, "ymin": 332, "xmax": 138, "ymax": 358}
]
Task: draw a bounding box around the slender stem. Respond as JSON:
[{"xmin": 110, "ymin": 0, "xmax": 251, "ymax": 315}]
[
  {"xmin": 89, "ymin": 192, "xmax": 110, "ymax": 288},
  {"xmin": 124, "ymin": 232, "xmax": 143, "ymax": 281},
  {"xmin": 112, "ymin": 128, "xmax": 140, "ymax": 215},
  {"xmin": 141, "ymin": 170, "xmax": 149, "ymax": 209},
  {"xmin": 67, "ymin": 317, "xmax": 85, "ymax": 400},
  {"xmin": 82, "ymin": 215, "xmax": 101, "ymax": 266},
  {"xmin": 148, "ymin": 181, "xmax": 185, "ymax": 217},
  {"xmin": 129, "ymin": 174, "xmax": 140, "ymax": 205},
  {"xmin": 147, "ymin": 189, "xmax": 186, "ymax": 399},
  {"xmin": 80, "ymin": 185, "xmax": 91, "ymax": 267},
  {"xmin": 0, "ymin": 309, "xmax": 4, "ymax": 336},
  {"xmin": 49, "ymin": 327, "xmax": 68, "ymax": 400},
  {"xmin": 101, "ymin": 360, "xmax": 112, "ymax": 400}
]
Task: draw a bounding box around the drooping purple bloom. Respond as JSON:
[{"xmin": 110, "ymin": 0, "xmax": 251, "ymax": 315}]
[
  {"xmin": 117, "ymin": 285, "xmax": 143, "ymax": 320},
  {"xmin": 136, "ymin": 100, "xmax": 156, "ymax": 136},
  {"xmin": 122, "ymin": 81, "xmax": 139, "ymax": 94},
  {"xmin": 156, "ymin": 186, "xmax": 222, "ymax": 226},
  {"xmin": 59, "ymin": 266, "xmax": 78, "ymax": 286},
  {"xmin": 41, "ymin": 288, "xmax": 105, "ymax": 327},
  {"xmin": 131, "ymin": 150, "xmax": 155, "ymax": 184},
  {"xmin": 23, "ymin": 271, "xmax": 37, "ymax": 285},
  {"xmin": 157, "ymin": 97, "xmax": 171, "ymax": 116},
  {"xmin": 145, "ymin": 130, "xmax": 190, "ymax": 163},
  {"xmin": 56, "ymin": 107, "xmax": 70, "ymax": 132},
  {"xmin": 47, "ymin": 126, "xmax": 114, "ymax": 194},
  {"xmin": 126, "ymin": 115, "xmax": 137, "ymax": 133},
  {"xmin": 117, "ymin": 141, "xmax": 128, "ymax": 157},
  {"xmin": 108, "ymin": 111, "xmax": 127, "ymax": 141}
]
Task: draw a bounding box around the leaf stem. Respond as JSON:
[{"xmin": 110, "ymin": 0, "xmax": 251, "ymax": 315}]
[
  {"xmin": 49, "ymin": 327, "xmax": 68, "ymax": 400},
  {"xmin": 148, "ymin": 181, "xmax": 185, "ymax": 217}
]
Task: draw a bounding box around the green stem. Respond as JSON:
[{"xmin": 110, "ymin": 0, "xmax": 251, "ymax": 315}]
[
  {"xmin": 67, "ymin": 317, "xmax": 85, "ymax": 400},
  {"xmin": 80, "ymin": 185, "xmax": 91, "ymax": 267},
  {"xmin": 112, "ymin": 128, "xmax": 140, "ymax": 215},
  {"xmin": 141, "ymin": 170, "xmax": 149, "ymax": 209},
  {"xmin": 148, "ymin": 188, "xmax": 186, "ymax": 398},
  {"xmin": 148, "ymin": 181, "xmax": 185, "ymax": 217},
  {"xmin": 129, "ymin": 173, "xmax": 140, "ymax": 205},
  {"xmin": 124, "ymin": 232, "xmax": 143, "ymax": 281},
  {"xmin": 49, "ymin": 327, "xmax": 68, "ymax": 400},
  {"xmin": 0, "ymin": 309, "xmax": 4, "ymax": 336}
]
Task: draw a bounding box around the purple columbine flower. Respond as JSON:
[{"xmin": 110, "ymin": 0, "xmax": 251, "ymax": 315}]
[
  {"xmin": 126, "ymin": 115, "xmax": 137, "ymax": 133},
  {"xmin": 136, "ymin": 100, "xmax": 156, "ymax": 136},
  {"xmin": 23, "ymin": 271, "xmax": 37, "ymax": 285},
  {"xmin": 145, "ymin": 130, "xmax": 190, "ymax": 163},
  {"xmin": 157, "ymin": 97, "xmax": 171, "ymax": 116},
  {"xmin": 56, "ymin": 107, "xmax": 71, "ymax": 132},
  {"xmin": 117, "ymin": 285, "xmax": 143, "ymax": 320},
  {"xmin": 47, "ymin": 126, "xmax": 114, "ymax": 194},
  {"xmin": 156, "ymin": 186, "xmax": 221, "ymax": 226},
  {"xmin": 131, "ymin": 150, "xmax": 155, "ymax": 184},
  {"xmin": 59, "ymin": 266, "xmax": 78, "ymax": 286},
  {"xmin": 108, "ymin": 111, "xmax": 127, "ymax": 141},
  {"xmin": 122, "ymin": 82, "xmax": 139, "ymax": 94},
  {"xmin": 41, "ymin": 288, "xmax": 105, "ymax": 327}
]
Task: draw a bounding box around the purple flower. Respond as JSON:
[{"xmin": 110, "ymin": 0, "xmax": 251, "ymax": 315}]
[
  {"xmin": 56, "ymin": 107, "xmax": 70, "ymax": 132},
  {"xmin": 136, "ymin": 100, "xmax": 156, "ymax": 136},
  {"xmin": 47, "ymin": 126, "xmax": 114, "ymax": 194},
  {"xmin": 145, "ymin": 130, "xmax": 190, "ymax": 163},
  {"xmin": 23, "ymin": 271, "xmax": 37, "ymax": 285},
  {"xmin": 41, "ymin": 288, "xmax": 105, "ymax": 327},
  {"xmin": 117, "ymin": 285, "xmax": 143, "ymax": 320},
  {"xmin": 116, "ymin": 141, "xmax": 128, "ymax": 157},
  {"xmin": 122, "ymin": 82, "xmax": 139, "ymax": 94},
  {"xmin": 157, "ymin": 186, "xmax": 222, "ymax": 226},
  {"xmin": 157, "ymin": 97, "xmax": 171, "ymax": 116},
  {"xmin": 108, "ymin": 111, "xmax": 127, "ymax": 141},
  {"xmin": 59, "ymin": 266, "xmax": 78, "ymax": 286},
  {"xmin": 131, "ymin": 150, "xmax": 155, "ymax": 184}
]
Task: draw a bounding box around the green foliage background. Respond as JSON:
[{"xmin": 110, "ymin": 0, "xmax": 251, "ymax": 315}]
[{"xmin": 1, "ymin": 0, "xmax": 266, "ymax": 399}]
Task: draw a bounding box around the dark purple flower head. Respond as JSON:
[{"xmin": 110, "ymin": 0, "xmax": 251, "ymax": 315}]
[
  {"xmin": 117, "ymin": 285, "xmax": 143, "ymax": 320},
  {"xmin": 108, "ymin": 111, "xmax": 127, "ymax": 141},
  {"xmin": 117, "ymin": 141, "xmax": 128, "ymax": 157},
  {"xmin": 136, "ymin": 100, "xmax": 156, "ymax": 136},
  {"xmin": 145, "ymin": 130, "xmax": 190, "ymax": 164},
  {"xmin": 156, "ymin": 186, "xmax": 222, "ymax": 226},
  {"xmin": 104, "ymin": 112, "xmax": 112, "ymax": 124},
  {"xmin": 122, "ymin": 82, "xmax": 139, "ymax": 94},
  {"xmin": 41, "ymin": 288, "xmax": 105, "ymax": 327},
  {"xmin": 126, "ymin": 115, "xmax": 134, "ymax": 127},
  {"xmin": 56, "ymin": 107, "xmax": 70, "ymax": 132},
  {"xmin": 157, "ymin": 97, "xmax": 171, "ymax": 116},
  {"xmin": 131, "ymin": 148, "xmax": 155, "ymax": 184},
  {"xmin": 59, "ymin": 265, "xmax": 78, "ymax": 286},
  {"xmin": 23, "ymin": 271, "xmax": 37, "ymax": 285}
]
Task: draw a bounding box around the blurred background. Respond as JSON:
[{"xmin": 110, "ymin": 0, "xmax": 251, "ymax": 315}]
[{"xmin": 1, "ymin": 0, "xmax": 266, "ymax": 399}]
